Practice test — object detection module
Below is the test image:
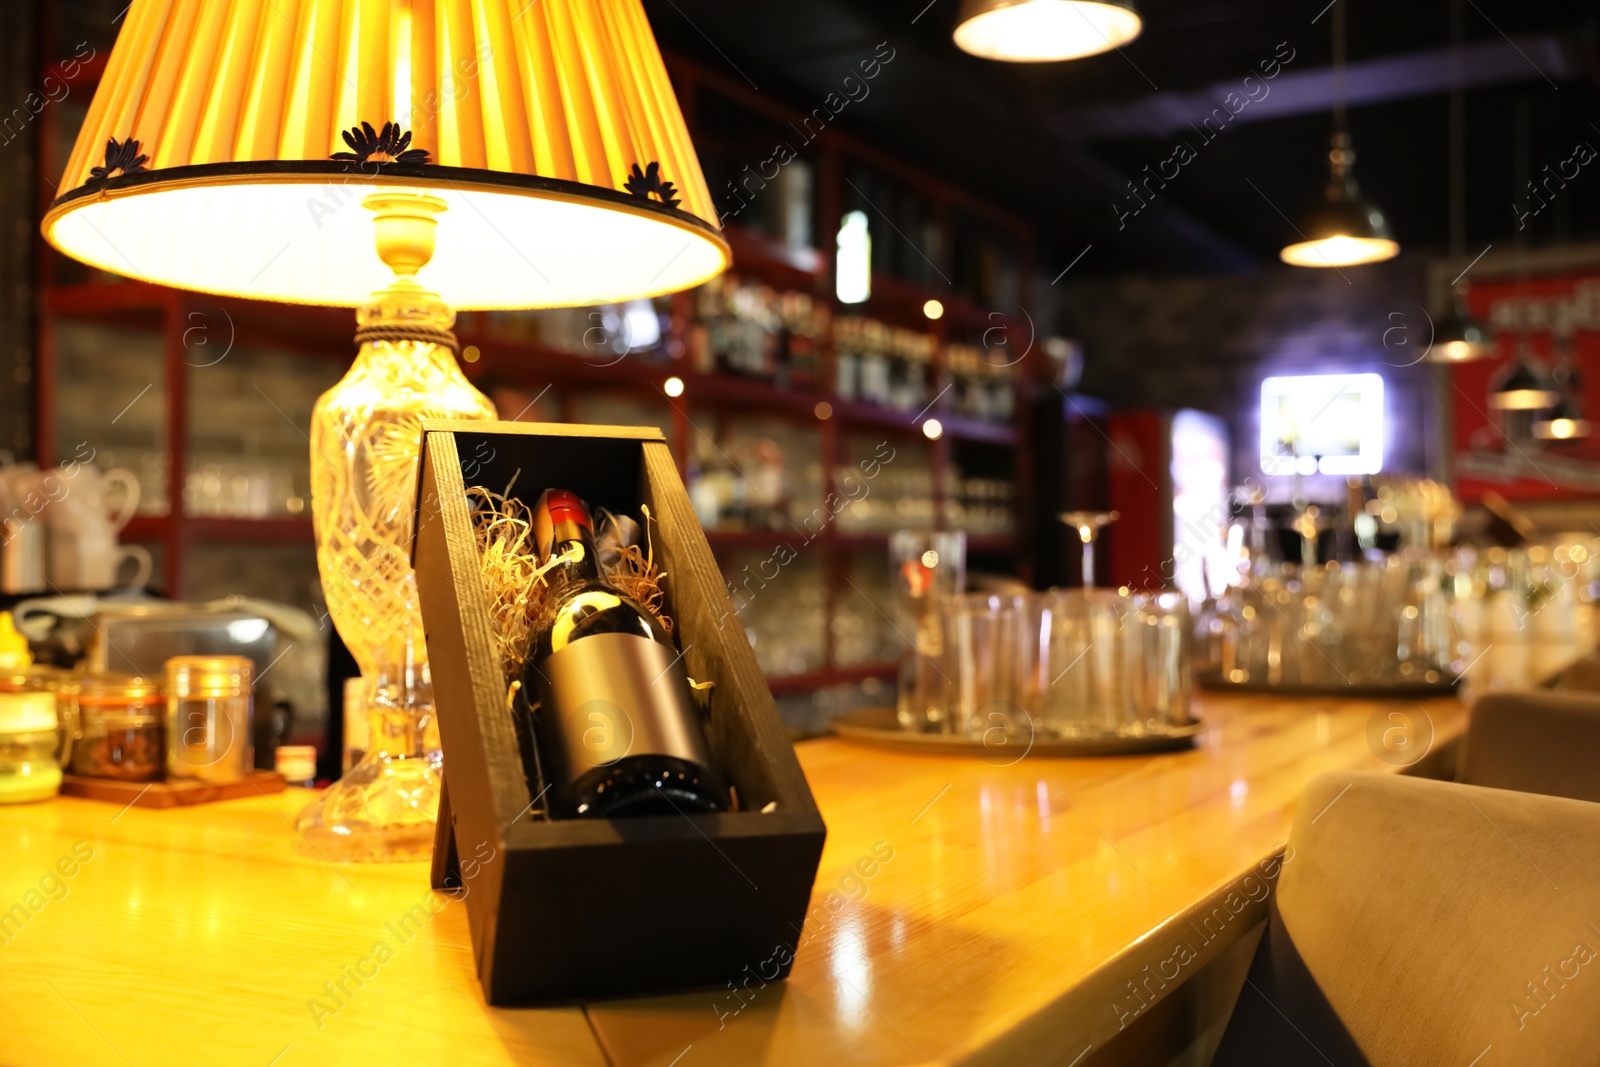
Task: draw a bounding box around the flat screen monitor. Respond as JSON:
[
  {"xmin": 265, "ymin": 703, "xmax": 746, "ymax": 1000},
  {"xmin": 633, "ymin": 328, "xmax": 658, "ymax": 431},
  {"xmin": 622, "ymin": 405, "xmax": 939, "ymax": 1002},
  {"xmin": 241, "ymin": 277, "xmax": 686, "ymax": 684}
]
[{"xmin": 1259, "ymin": 373, "xmax": 1385, "ymax": 476}]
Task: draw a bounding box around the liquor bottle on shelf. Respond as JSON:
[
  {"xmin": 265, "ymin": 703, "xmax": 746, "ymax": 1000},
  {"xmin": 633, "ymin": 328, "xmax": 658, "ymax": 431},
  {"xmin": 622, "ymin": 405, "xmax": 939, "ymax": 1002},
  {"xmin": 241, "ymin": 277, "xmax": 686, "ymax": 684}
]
[
  {"xmin": 777, "ymin": 290, "xmax": 825, "ymax": 389},
  {"xmin": 946, "ymin": 341, "xmax": 1018, "ymax": 423},
  {"xmin": 834, "ymin": 316, "xmax": 862, "ymax": 400},
  {"xmin": 521, "ymin": 489, "xmax": 730, "ymax": 819}
]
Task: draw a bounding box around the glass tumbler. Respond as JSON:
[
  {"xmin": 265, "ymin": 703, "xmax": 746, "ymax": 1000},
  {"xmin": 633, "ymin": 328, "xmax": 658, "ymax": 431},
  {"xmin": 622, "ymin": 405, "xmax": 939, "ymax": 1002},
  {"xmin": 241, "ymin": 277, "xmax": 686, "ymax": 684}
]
[
  {"xmin": 1125, "ymin": 592, "xmax": 1193, "ymax": 730},
  {"xmin": 941, "ymin": 593, "xmax": 1028, "ymax": 740},
  {"xmin": 1036, "ymin": 589, "xmax": 1133, "ymax": 737},
  {"xmin": 891, "ymin": 531, "xmax": 967, "ymax": 730}
]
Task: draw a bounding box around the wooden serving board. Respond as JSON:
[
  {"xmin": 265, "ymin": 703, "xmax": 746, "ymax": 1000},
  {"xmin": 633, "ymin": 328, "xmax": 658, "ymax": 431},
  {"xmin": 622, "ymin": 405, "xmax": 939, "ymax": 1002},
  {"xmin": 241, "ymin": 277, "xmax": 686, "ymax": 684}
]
[{"xmin": 59, "ymin": 770, "xmax": 286, "ymax": 808}]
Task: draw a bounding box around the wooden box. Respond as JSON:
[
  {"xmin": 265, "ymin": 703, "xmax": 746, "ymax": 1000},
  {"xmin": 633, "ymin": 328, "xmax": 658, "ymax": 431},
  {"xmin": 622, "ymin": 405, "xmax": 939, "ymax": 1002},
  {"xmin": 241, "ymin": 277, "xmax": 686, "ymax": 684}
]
[{"xmin": 411, "ymin": 421, "xmax": 827, "ymax": 1005}]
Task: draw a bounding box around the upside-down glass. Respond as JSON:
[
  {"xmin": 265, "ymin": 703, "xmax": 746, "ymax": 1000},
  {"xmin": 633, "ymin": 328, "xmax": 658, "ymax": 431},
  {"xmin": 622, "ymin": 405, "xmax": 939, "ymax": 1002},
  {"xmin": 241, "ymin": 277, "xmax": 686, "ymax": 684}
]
[
  {"xmin": 1033, "ymin": 589, "xmax": 1129, "ymax": 736},
  {"xmin": 1126, "ymin": 592, "xmax": 1194, "ymax": 730},
  {"xmin": 1215, "ymin": 556, "xmax": 1457, "ymax": 688},
  {"xmin": 1032, "ymin": 590, "xmax": 1191, "ymax": 737},
  {"xmin": 942, "ymin": 593, "xmax": 1030, "ymax": 739},
  {"xmin": 892, "ymin": 531, "xmax": 967, "ymax": 730},
  {"xmin": 891, "ymin": 588, "xmax": 1195, "ymax": 743}
]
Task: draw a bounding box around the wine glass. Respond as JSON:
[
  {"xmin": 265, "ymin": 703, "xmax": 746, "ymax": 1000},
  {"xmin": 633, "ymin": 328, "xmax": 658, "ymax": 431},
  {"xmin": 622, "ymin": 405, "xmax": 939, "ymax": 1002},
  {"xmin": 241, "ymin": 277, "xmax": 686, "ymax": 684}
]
[{"xmin": 1058, "ymin": 510, "xmax": 1119, "ymax": 588}]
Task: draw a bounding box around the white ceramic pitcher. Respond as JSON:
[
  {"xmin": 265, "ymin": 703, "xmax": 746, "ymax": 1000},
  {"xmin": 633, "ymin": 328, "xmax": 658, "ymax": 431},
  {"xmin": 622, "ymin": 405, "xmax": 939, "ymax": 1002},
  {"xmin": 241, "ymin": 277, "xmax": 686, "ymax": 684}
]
[{"xmin": 42, "ymin": 465, "xmax": 152, "ymax": 591}]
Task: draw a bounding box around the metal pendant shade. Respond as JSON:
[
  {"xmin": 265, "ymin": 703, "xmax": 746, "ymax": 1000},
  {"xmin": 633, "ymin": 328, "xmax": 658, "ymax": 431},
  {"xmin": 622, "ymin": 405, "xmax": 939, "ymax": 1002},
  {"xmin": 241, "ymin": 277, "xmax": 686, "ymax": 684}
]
[
  {"xmin": 1488, "ymin": 347, "xmax": 1559, "ymax": 411},
  {"xmin": 1281, "ymin": 1, "xmax": 1398, "ymax": 269},
  {"xmin": 953, "ymin": 0, "xmax": 1142, "ymax": 62},
  {"xmin": 42, "ymin": 0, "xmax": 729, "ymax": 309},
  {"xmin": 1430, "ymin": 290, "xmax": 1494, "ymax": 363},
  {"xmin": 1533, "ymin": 397, "xmax": 1590, "ymax": 440},
  {"xmin": 1281, "ymin": 132, "xmax": 1399, "ymax": 268}
]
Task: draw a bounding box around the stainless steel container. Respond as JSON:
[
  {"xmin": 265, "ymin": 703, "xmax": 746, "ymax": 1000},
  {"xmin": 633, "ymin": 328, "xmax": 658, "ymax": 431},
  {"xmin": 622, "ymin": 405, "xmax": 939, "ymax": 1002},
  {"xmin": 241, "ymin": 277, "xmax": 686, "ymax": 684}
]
[
  {"xmin": 166, "ymin": 655, "xmax": 253, "ymax": 783},
  {"xmin": 84, "ymin": 607, "xmax": 278, "ymax": 676},
  {"xmin": 1, "ymin": 519, "xmax": 47, "ymax": 594}
]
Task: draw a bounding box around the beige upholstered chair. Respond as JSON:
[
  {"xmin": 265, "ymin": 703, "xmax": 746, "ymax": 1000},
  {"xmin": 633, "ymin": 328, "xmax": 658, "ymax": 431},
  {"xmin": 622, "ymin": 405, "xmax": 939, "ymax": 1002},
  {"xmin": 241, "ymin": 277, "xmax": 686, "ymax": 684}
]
[
  {"xmin": 1213, "ymin": 772, "xmax": 1600, "ymax": 1066},
  {"xmin": 1457, "ymin": 690, "xmax": 1600, "ymax": 803},
  {"xmin": 1542, "ymin": 650, "xmax": 1600, "ymax": 693}
]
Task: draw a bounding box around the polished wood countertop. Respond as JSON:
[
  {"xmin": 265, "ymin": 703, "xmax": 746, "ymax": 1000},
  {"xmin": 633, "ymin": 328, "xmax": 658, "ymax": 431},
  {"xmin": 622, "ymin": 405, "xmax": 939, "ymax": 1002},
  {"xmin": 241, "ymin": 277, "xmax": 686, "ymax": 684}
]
[{"xmin": 0, "ymin": 690, "xmax": 1470, "ymax": 1067}]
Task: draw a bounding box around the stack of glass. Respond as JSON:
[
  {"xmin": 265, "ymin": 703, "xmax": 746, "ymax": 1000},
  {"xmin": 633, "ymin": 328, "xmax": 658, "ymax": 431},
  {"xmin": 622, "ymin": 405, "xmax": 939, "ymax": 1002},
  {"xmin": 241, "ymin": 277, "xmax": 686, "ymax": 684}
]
[
  {"xmin": 896, "ymin": 589, "xmax": 1193, "ymax": 741},
  {"xmin": 1204, "ymin": 556, "xmax": 1459, "ymax": 688}
]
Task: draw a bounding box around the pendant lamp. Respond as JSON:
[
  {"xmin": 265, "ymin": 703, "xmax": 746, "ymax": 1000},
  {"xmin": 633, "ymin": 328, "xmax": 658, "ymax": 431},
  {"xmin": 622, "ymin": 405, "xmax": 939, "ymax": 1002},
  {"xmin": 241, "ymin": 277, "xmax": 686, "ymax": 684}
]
[
  {"xmin": 1489, "ymin": 339, "xmax": 1559, "ymax": 411},
  {"xmin": 1427, "ymin": 0, "xmax": 1491, "ymax": 362},
  {"xmin": 1281, "ymin": 2, "xmax": 1398, "ymax": 268},
  {"xmin": 1533, "ymin": 334, "xmax": 1588, "ymax": 439},
  {"xmin": 44, "ymin": 0, "xmax": 729, "ymax": 861},
  {"xmin": 1431, "ymin": 291, "xmax": 1494, "ymax": 363},
  {"xmin": 1532, "ymin": 398, "xmax": 1589, "ymax": 440},
  {"xmin": 953, "ymin": 0, "xmax": 1142, "ymax": 63}
]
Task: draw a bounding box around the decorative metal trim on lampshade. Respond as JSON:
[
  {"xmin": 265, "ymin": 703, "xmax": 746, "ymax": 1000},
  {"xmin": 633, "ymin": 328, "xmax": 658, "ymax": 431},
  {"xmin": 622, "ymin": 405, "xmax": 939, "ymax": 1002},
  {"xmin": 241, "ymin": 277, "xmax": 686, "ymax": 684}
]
[
  {"xmin": 1429, "ymin": 289, "xmax": 1494, "ymax": 363},
  {"xmin": 1280, "ymin": 132, "xmax": 1399, "ymax": 268},
  {"xmin": 41, "ymin": 0, "xmax": 729, "ymax": 309},
  {"xmin": 953, "ymin": 0, "xmax": 1142, "ymax": 62}
]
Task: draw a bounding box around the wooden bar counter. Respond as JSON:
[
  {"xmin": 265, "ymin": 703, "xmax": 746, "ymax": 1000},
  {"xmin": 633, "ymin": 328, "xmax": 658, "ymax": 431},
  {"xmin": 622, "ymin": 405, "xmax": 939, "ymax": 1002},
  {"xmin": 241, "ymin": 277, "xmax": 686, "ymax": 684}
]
[{"xmin": 0, "ymin": 690, "xmax": 1470, "ymax": 1067}]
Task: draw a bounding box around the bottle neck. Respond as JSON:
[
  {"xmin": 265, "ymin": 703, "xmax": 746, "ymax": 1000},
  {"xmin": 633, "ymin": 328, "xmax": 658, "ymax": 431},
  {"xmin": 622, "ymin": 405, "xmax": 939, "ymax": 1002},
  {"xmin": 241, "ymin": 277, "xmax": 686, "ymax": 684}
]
[{"xmin": 548, "ymin": 532, "xmax": 603, "ymax": 588}]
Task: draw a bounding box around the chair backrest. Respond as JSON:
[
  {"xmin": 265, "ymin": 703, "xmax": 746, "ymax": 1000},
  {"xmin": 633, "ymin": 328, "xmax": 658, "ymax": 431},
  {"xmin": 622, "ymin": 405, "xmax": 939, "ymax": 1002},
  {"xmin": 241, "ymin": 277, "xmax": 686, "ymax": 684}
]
[
  {"xmin": 1460, "ymin": 690, "xmax": 1600, "ymax": 803},
  {"xmin": 1214, "ymin": 772, "xmax": 1600, "ymax": 1066},
  {"xmin": 1541, "ymin": 650, "xmax": 1600, "ymax": 693}
]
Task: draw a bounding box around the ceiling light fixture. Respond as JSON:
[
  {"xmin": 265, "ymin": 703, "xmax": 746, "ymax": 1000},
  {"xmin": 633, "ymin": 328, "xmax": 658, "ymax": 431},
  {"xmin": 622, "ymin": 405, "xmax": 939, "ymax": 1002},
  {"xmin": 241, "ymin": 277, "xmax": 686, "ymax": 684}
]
[
  {"xmin": 1533, "ymin": 400, "xmax": 1589, "ymax": 441},
  {"xmin": 1431, "ymin": 292, "xmax": 1494, "ymax": 363},
  {"xmin": 1533, "ymin": 333, "xmax": 1588, "ymax": 439},
  {"xmin": 1281, "ymin": 1, "xmax": 1398, "ymax": 269},
  {"xmin": 953, "ymin": 0, "xmax": 1142, "ymax": 63},
  {"xmin": 1427, "ymin": 0, "xmax": 1491, "ymax": 363},
  {"xmin": 1488, "ymin": 340, "xmax": 1559, "ymax": 411}
]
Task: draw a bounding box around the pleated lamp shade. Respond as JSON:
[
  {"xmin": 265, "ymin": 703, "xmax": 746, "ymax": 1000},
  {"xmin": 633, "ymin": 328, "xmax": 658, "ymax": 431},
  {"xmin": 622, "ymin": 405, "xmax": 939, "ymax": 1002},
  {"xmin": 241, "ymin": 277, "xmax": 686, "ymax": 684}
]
[{"xmin": 42, "ymin": 0, "xmax": 728, "ymax": 309}]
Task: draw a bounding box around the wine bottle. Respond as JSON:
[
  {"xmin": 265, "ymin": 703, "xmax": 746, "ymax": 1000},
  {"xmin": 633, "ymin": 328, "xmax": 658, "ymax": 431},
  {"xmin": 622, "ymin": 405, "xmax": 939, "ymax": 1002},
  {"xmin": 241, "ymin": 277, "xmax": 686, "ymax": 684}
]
[{"xmin": 521, "ymin": 489, "xmax": 729, "ymax": 818}]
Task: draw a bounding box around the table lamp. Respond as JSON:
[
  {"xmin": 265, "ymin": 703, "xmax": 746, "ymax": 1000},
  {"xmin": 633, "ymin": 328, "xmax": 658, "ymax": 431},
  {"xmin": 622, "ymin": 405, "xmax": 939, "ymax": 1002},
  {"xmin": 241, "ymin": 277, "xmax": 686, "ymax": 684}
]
[{"xmin": 44, "ymin": 0, "xmax": 729, "ymax": 861}]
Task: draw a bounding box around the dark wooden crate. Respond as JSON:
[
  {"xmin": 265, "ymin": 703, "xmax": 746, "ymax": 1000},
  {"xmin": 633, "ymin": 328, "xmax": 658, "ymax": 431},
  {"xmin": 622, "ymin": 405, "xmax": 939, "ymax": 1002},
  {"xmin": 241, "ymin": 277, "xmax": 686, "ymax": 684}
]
[{"xmin": 412, "ymin": 420, "xmax": 826, "ymax": 1005}]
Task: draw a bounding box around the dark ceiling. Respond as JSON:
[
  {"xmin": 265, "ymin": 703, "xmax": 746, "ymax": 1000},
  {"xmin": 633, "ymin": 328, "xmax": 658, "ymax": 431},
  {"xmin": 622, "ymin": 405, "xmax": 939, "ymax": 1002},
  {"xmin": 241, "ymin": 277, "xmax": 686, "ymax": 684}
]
[{"xmin": 642, "ymin": 0, "xmax": 1600, "ymax": 274}]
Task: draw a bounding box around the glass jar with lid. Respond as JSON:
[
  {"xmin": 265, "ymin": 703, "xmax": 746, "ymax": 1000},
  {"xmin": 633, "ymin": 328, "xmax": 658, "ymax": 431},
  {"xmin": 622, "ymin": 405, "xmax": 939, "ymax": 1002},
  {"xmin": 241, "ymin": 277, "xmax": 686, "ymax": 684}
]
[
  {"xmin": 0, "ymin": 664, "xmax": 77, "ymax": 765},
  {"xmin": 0, "ymin": 690, "xmax": 61, "ymax": 803},
  {"xmin": 70, "ymin": 673, "xmax": 165, "ymax": 782},
  {"xmin": 167, "ymin": 656, "xmax": 254, "ymax": 783}
]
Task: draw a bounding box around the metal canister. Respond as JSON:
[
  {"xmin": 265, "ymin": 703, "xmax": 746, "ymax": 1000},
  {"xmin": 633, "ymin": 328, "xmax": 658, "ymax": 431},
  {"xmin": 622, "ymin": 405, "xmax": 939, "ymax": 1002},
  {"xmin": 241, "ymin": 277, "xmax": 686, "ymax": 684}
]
[
  {"xmin": 0, "ymin": 518, "xmax": 46, "ymax": 594},
  {"xmin": 166, "ymin": 655, "xmax": 253, "ymax": 783}
]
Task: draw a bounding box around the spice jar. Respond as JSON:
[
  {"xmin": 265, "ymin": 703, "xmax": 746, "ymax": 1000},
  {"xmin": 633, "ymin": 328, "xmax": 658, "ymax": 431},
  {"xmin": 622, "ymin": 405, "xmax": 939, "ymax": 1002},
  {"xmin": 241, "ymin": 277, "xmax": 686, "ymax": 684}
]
[
  {"xmin": 30, "ymin": 667, "xmax": 79, "ymax": 766},
  {"xmin": 167, "ymin": 656, "xmax": 253, "ymax": 784},
  {"xmin": 71, "ymin": 674, "xmax": 165, "ymax": 782},
  {"xmin": 0, "ymin": 616, "xmax": 78, "ymax": 765},
  {"xmin": 0, "ymin": 691, "xmax": 61, "ymax": 803}
]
